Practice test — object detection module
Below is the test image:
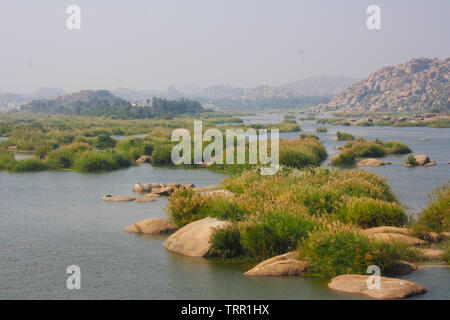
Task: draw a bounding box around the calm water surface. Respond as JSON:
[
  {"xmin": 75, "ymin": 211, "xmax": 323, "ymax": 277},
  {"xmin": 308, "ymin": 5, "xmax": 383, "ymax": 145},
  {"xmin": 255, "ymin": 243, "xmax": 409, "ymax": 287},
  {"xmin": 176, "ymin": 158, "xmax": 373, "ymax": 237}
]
[{"xmin": 0, "ymin": 118, "xmax": 449, "ymax": 299}]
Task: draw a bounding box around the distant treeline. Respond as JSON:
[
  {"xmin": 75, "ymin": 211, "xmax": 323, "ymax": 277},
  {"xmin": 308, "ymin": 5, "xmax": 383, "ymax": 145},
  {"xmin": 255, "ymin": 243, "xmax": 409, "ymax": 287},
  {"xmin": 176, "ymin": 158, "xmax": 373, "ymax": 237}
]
[
  {"xmin": 22, "ymin": 96, "xmax": 206, "ymax": 119},
  {"xmin": 197, "ymin": 95, "xmax": 332, "ymax": 111}
]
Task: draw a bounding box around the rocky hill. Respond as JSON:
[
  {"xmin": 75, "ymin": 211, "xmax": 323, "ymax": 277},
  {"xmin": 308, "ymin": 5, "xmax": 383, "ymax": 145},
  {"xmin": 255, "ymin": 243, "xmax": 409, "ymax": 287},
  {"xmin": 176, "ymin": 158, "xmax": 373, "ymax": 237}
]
[{"xmin": 316, "ymin": 58, "xmax": 449, "ymax": 113}]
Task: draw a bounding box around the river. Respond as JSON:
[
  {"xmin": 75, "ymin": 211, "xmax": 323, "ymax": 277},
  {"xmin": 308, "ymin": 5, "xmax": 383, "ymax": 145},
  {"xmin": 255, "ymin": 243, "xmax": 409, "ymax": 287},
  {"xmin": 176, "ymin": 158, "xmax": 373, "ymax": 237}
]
[{"xmin": 0, "ymin": 117, "xmax": 449, "ymax": 299}]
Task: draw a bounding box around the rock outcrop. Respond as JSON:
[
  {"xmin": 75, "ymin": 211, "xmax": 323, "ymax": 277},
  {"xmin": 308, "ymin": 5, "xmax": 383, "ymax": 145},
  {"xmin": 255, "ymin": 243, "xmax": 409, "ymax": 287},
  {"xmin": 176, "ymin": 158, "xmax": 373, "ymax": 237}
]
[
  {"xmin": 317, "ymin": 58, "xmax": 450, "ymax": 113},
  {"xmin": 328, "ymin": 274, "xmax": 427, "ymax": 299},
  {"xmin": 357, "ymin": 158, "xmax": 391, "ymax": 167},
  {"xmin": 135, "ymin": 155, "xmax": 151, "ymax": 164},
  {"xmin": 417, "ymin": 248, "xmax": 445, "ymax": 260},
  {"xmin": 244, "ymin": 252, "xmax": 309, "ymax": 276},
  {"xmin": 391, "ymin": 261, "xmax": 417, "ymax": 276},
  {"xmin": 123, "ymin": 218, "xmax": 178, "ymax": 234},
  {"xmin": 163, "ymin": 217, "xmax": 232, "ymax": 257},
  {"xmin": 102, "ymin": 195, "xmax": 136, "ymax": 202},
  {"xmin": 368, "ymin": 232, "xmax": 426, "ymax": 246}
]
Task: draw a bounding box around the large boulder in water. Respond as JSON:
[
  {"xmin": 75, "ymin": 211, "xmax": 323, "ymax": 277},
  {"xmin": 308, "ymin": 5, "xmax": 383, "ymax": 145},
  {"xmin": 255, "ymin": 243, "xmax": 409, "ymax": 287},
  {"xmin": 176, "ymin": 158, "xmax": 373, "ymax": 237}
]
[
  {"xmin": 123, "ymin": 218, "xmax": 178, "ymax": 234},
  {"xmin": 244, "ymin": 252, "xmax": 308, "ymax": 276},
  {"xmin": 328, "ymin": 274, "xmax": 427, "ymax": 299},
  {"xmin": 102, "ymin": 195, "xmax": 136, "ymax": 202},
  {"xmin": 135, "ymin": 155, "xmax": 151, "ymax": 164},
  {"xmin": 163, "ymin": 217, "xmax": 232, "ymax": 257},
  {"xmin": 357, "ymin": 158, "xmax": 391, "ymax": 167}
]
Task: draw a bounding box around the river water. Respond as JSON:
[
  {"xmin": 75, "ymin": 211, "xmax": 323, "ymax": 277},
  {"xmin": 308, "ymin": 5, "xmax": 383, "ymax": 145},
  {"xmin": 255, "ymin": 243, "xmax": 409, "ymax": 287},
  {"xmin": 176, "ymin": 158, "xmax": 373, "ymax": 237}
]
[{"xmin": 0, "ymin": 117, "xmax": 449, "ymax": 299}]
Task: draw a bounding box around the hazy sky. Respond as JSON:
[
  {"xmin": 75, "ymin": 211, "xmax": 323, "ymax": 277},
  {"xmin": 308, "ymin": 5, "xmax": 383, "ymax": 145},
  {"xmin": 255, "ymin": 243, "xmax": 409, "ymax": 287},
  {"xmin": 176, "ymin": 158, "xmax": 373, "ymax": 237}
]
[{"xmin": 1, "ymin": 0, "xmax": 449, "ymax": 93}]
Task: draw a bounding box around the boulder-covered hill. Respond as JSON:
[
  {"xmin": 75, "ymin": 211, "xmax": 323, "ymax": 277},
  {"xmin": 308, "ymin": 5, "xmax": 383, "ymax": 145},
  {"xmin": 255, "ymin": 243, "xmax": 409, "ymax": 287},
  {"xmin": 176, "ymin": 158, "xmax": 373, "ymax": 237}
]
[{"xmin": 316, "ymin": 58, "xmax": 449, "ymax": 113}]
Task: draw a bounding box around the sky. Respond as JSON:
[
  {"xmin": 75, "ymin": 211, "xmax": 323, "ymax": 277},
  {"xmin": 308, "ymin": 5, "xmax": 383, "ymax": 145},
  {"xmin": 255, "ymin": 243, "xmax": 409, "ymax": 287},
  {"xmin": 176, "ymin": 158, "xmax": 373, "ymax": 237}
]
[{"xmin": 0, "ymin": 0, "xmax": 449, "ymax": 93}]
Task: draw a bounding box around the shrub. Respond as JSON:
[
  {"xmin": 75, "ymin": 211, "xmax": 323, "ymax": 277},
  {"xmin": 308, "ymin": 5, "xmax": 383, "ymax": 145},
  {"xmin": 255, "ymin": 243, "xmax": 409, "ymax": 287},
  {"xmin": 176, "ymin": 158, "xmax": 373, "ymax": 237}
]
[
  {"xmin": 210, "ymin": 225, "xmax": 244, "ymax": 259},
  {"xmin": 8, "ymin": 158, "xmax": 50, "ymax": 172},
  {"xmin": 336, "ymin": 131, "xmax": 354, "ymax": 141},
  {"xmin": 330, "ymin": 149, "xmax": 355, "ymax": 166},
  {"xmin": 72, "ymin": 151, "xmax": 131, "ymax": 172},
  {"xmin": 150, "ymin": 145, "xmax": 173, "ymax": 165},
  {"xmin": 383, "ymin": 141, "xmax": 412, "ymax": 154},
  {"xmin": 300, "ymin": 133, "xmax": 319, "ymax": 140},
  {"xmin": 298, "ymin": 223, "xmax": 418, "ymax": 277},
  {"xmin": 0, "ymin": 150, "xmax": 15, "ymax": 170},
  {"xmin": 335, "ymin": 197, "xmax": 407, "ymax": 228},
  {"xmin": 166, "ymin": 188, "xmax": 245, "ymax": 227},
  {"xmin": 405, "ymin": 155, "xmax": 418, "ymax": 166},
  {"xmin": 95, "ymin": 134, "xmax": 117, "ymax": 148},
  {"xmin": 316, "ymin": 126, "xmax": 327, "ymax": 133},
  {"xmin": 46, "ymin": 142, "xmax": 91, "ymax": 169},
  {"xmin": 412, "ymin": 184, "xmax": 449, "ymax": 233},
  {"xmin": 240, "ymin": 211, "xmax": 321, "ymax": 260}
]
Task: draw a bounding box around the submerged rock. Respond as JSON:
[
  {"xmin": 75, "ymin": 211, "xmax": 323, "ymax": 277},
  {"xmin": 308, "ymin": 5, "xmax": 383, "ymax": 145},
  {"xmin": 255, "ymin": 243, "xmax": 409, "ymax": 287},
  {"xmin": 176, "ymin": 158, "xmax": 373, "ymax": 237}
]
[
  {"xmin": 244, "ymin": 252, "xmax": 308, "ymax": 276},
  {"xmin": 102, "ymin": 195, "xmax": 136, "ymax": 202},
  {"xmin": 328, "ymin": 274, "xmax": 427, "ymax": 299},
  {"xmin": 134, "ymin": 197, "xmax": 156, "ymax": 202},
  {"xmin": 357, "ymin": 158, "xmax": 391, "ymax": 167},
  {"xmin": 123, "ymin": 218, "xmax": 178, "ymax": 234},
  {"xmin": 163, "ymin": 217, "xmax": 232, "ymax": 257}
]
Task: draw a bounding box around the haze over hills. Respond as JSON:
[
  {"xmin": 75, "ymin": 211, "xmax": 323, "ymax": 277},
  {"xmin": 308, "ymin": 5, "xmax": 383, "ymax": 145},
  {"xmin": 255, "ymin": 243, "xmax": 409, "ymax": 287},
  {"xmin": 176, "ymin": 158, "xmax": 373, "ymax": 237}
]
[
  {"xmin": 0, "ymin": 87, "xmax": 66, "ymax": 111},
  {"xmin": 316, "ymin": 58, "xmax": 450, "ymax": 113},
  {"xmin": 20, "ymin": 90, "xmax": 205, "ymax": 119}
]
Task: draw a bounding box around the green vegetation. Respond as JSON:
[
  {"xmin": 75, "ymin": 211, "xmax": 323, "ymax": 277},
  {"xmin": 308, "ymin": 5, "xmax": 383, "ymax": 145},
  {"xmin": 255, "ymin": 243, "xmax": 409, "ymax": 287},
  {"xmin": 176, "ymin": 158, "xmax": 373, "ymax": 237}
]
[
  {"xmin": 405, "ymin": 155, "xmax": 418, "ymax": 167},
  {"xmin": 300, "ymin": 133, "xmax": 319, "ymax": 140},
  {"xmin": 316, "ymin": 126, "xmax": 327, "ymax": 133},
  {"xmin": 24, "ymin": 95, "xmax": 207, "ymax": 120},
  {"xmin": 168, "ymin": 167, "xmax": 406, "ymax": 265},
  {"xmin": 335, "ymin": 131, "xmax": 355, "ymax": 141},
  {"xmin": 298, "ymin": 223, "xmax": 417, "ymax": 277},
  {"xmin": 412, "ymin": 184, "xmax": 449, "ymax": 234},
  {"xmin": 331, "ymin": 138, "xmax": 412, "ymax": 166}
]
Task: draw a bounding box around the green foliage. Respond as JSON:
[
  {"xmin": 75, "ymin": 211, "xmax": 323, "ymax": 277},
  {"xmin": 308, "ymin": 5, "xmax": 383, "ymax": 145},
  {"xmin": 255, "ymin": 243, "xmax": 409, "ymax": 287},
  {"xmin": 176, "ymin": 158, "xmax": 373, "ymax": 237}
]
[
  {"xmin": 405, "ymin": 155, "xmax": 418, "ymax": 166},
  {"xmin": 150, "ymin": 145, "xmax": 173, "ymax": 166},
  {"xmin": 0, "ymin": 150, "xmax": 16, "ymax": 170},
  {"xmin": 210, "ymin": 225, "xmax": 244, "ymax": 259},
  {"xmin": 240, "ymin": 211, "xmax": 321, "ymax": 260},
  {"xmin": 298, "ymin": 223, "xmax": 418, "ymax": 277},
  {"xmin": 412, "ymin": 184, "xmax": 450, "ymax": 234},
  {"xmin": 383, "ymin": 141, "xmax": 412, "ymax": 154},
  {"xmin": 300, "ymin": 133, "xmax": 319, "ymax": 140},
  {"xmin": 335, "ymin": 197, "xmax": 407, "ymax": 228},
  {"xmin": 72, "ymin": 151, "xmax": 131, "ymax": 172},
  {"xmin": 8, "ymin": 158, "xmax": 50, "ymax": 172},
  {"xmin": 95, "ymin": 134, "xmax": 117, "ymax": 148},
  {"xmin": 316, "ymin": 126, "xmax": 327, "ymax": 133},
  {"xmin": 336, "ymin": 131, "xmax": 355, "ymax": 141},
  {"xmin": 331, "ymin": 149, "xmax": 355, "ymax": 166}
]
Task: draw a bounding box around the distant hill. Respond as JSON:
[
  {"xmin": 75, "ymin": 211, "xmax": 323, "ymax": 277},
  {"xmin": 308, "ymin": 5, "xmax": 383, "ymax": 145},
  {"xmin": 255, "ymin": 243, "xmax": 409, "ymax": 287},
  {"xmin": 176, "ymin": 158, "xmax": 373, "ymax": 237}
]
[
  {"xmin": 316, "ymin": 58, "xmax": 450, "ymax": 113},
  {"xmin": 21, "ymin": 90, "xmax": 205, "ymax": 119},
  {"xmin": 0, "ymin": 87, "xmax": 66, "ymax": 111},
  {"xmin": 198, "ymin": 77, "xmax": 359, "ymax": 110}
]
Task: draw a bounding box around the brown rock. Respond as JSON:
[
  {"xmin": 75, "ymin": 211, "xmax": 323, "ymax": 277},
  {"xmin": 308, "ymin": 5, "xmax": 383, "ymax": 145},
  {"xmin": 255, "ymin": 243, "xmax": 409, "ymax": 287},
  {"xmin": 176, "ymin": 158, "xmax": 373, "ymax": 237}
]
[
  {"xmin": 134, "ymin": 197, "xmax": 156, "ymax": 202},
  {"xmin": 418, "ymin": 248, "xmax": 445, "ymax": 260},
  {"xmin": 413, "ymin": 155, "xmax": 430, "ymax": 166},
  {"xmin": 135, "ymin": 155, "xmax": 151, "ymax": 164},
  {"xmin": 123, "ymin": 218, "xmax": 178, "ymax": 234},
  {"xmin": 391, "ymin": 261, "xmax": 417, "ymax": 276},
  {"xmin": 424, "ymin": 161, "xmax": 437, "ymax": 167},
  {"xmin": 102, "ymin": 195, "xmax": 136, "ymax": 202},
  {"xmin": 244, "ymin": 252, "xmax": 308, "ymax": 276},
  {"xmin": 363, "ymin": 226, "xmax": 412, "ymax": 236},
  {"xmin": 441, "ymin": 232, "xmax": 450, "ymax": 239},
  {"xmin": 163, "ymin": 217, "xmax": 232, "ymax": 257},
  {"xmin": 328, "ymin": 274, "xmax": 427, "ymax": 299},
  {"xmin": 368, "ymin": 232, "xmax": 426, "ymax": 246},
  {"xmin": 357, "ymin": 158, "xmax": 391, "ymax": 167}
]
